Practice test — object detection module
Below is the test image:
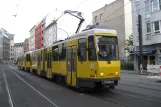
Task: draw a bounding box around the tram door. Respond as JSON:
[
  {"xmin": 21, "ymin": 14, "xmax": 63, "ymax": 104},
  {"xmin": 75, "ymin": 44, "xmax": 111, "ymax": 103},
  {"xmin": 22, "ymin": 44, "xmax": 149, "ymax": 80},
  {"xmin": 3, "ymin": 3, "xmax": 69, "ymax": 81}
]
[{"xmin": 67, "ymin": 46, "xmax": 77, "ymax": 86}]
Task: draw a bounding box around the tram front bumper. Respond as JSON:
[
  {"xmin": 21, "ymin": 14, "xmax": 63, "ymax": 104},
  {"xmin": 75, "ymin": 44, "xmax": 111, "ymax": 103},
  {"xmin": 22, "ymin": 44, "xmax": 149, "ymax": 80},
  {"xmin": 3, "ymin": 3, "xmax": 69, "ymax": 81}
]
[{"xmin": 77, "ymin": 77, "xmax": 120, "ymax": 88}]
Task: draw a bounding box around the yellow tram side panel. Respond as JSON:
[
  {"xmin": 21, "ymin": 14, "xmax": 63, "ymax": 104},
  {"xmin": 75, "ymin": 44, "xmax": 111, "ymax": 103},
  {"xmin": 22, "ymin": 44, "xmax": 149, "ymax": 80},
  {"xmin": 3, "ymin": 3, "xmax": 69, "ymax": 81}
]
[
  {"xmin": 26, "ymin": 61, "xmax": 30, "ymax": 68},
  {"xmin": 25, "ymin": 54, "xmax": 30, "ymax": 71},
  {"xmin": 31, "ymin": 51, "xmax": 37, "ymax": 71},
  {"xmin": 47, "ymin": 47, "xmax": 52, "ymax": 78},
  {"xmin": 37, "ymin": 50, "xmax": 41, "ymax": 75},
  {"xmin": 29, "ymin": 52, "xmax": 32, "ymax": 72},
  {"xmin": 40, "ymin": 49, "xmax": 44, "ymax": 72},
  {"xmin": 52, "ymin": 61, "xmax": 66, "ymax": 76},
  {"xmin": 51, "ymin": 41, "xmax": 75, "ymax": 77},
  {"xmin": 66, "ymin": 40, "xmax": 77, "ymax": 85},
  {"xmin": 76, "ymin": 37, "xmax": 99, "ymax": 79},
  {"xmin": 20, "ymin": 56, "xmax": 23, "ymax": 69},
  {"xmin": 51, "ymin": 48, "xmax": 66, "ymax": 76},
  {"xmin": 22, "ymin": 55, "xmax": 26, "ymax": 70}
]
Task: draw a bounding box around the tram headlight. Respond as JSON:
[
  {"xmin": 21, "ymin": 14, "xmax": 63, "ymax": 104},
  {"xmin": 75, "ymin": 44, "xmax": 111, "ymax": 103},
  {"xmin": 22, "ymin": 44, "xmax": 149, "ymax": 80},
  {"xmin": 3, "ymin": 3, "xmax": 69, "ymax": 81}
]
[
  {"xmin": 115, "ymin": 72, "xmax": 119, "ymax": 76},
  {"xmin": 100, "ymin": 73, "xmax": 104, "ymax": 77}
]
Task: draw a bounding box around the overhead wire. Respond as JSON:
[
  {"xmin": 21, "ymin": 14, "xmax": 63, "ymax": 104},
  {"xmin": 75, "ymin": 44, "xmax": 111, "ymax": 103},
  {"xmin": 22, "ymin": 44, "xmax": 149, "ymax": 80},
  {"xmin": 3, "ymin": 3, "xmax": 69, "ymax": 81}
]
[
  {"xmin": 98, "ymin": 2, "xmax": 160, "ymax": 23},
  {"xmin": 54, "ymin": 0, "xmax": 90, "ymax": 22},
  {"xmin": 71, "ymin": 0, "xmax": 90, "ymax": 10},
  {"xmin": 99, "ymin": 1, "xmax": 131, "ymax": 22},
  {"xmin": 15, "ymin": 0, "xmax": 21, "ymax": 17},
  {"xmin": 56, "ymin": 0, "xmax": 90, "ymax": 34}
]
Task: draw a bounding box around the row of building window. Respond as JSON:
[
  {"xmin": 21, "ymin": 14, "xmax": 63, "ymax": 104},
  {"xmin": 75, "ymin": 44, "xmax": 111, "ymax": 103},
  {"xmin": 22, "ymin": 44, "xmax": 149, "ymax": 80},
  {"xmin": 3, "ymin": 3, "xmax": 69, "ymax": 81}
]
[
  {"xmin": 94, "ymin": 13, "xmax": 103, "ymax": 23},
  {"xmin": 136, "ymin": 0, "xmax": 161, "ymax": 18},
  {"xmin": 146, "ymin": 20, "xmax": 161, "ymax": 40},
  {"xmin": 137, "ymin": 20, "xmax": 161, "ymax": 41}
]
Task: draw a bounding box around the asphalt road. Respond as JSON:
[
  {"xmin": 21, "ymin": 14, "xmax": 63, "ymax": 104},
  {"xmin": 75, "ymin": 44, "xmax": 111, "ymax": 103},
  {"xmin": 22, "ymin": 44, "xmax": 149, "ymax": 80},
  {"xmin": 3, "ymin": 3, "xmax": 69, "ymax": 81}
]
[{"xmin": 0, "ymin": 64, "xmax": 161, "ymax": 107}]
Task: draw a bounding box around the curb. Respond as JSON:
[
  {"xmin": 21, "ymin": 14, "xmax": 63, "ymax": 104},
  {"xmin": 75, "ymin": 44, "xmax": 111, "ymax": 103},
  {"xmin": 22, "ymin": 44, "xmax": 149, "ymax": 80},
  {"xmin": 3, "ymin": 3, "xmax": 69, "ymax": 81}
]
[{"xmin": 121, "ymin": 70, "xmax": 148, "ymax": 75}]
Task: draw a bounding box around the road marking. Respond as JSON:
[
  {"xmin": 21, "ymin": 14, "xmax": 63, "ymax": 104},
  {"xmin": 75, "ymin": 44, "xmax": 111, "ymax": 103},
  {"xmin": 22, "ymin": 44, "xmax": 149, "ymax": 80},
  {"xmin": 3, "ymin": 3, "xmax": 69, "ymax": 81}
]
[
  {"xmin": 9, "ymin": 68, "xmax": 58, "ymax": 107},
  {"xmin": 111, "ymin": 90, "xmax": 161, "ymax": 104},
  {"xmin": 2, "ymin": 68, "xmax": 14, "ymax": 107},
  {"xmin": 0, "ymin": 81, "xmax": 4, "ymax": 94}
]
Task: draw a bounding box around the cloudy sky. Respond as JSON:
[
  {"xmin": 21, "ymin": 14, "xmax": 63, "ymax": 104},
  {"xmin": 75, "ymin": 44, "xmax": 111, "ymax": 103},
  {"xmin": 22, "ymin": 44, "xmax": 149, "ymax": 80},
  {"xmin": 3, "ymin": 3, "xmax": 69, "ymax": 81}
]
[{"xmin": 0, "ymin": 0, "xmax": 115, "ymax": 43}]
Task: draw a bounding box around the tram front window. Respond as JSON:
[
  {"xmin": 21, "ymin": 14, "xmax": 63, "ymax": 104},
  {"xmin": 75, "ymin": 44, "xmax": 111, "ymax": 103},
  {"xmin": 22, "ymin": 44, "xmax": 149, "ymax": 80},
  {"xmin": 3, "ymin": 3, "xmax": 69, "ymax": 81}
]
[{"xmin": 96, "ymin": 36, "xmax": 119, "ymax": 61}]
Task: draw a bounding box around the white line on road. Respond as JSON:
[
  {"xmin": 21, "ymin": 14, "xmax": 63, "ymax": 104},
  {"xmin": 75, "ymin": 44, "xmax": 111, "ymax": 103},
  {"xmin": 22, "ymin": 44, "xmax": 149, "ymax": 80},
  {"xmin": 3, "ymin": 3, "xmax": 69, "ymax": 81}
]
[
  {"xmin": 9, "ymin": 68, "xmax": 58, "ymax": 107},
  {"xmin": 2, "ymin": 68, "xmax": 14, "ymax": 107},
  {"xmin": 111, "ymin": 90, "xmax": 161, "ymax": 104}
]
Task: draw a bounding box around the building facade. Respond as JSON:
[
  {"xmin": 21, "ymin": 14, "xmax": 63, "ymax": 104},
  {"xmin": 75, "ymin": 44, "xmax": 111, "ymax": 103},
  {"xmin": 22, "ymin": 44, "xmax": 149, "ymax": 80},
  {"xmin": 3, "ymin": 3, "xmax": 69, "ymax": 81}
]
[
  {"xmin": 92, "ymin": 0, "xmax": 132, "ymax": 58},
  {"xmin": 0, "ymin": 28, "xmax": 11, "ymax": 63},
  {"xmin": 8, "ymin": 34, "xmax": 15, "ymax": 63},
  {"xmin": 131, "ymin": 0, "xmax": 161, "ymax": 70},
  {"xmin": 29, "ymin": 25, "xmax": 35, "ymax": 51},
  {"xmin": 34, "ymin": 13, "xmax": 56, "ymax": 49},
  {"xmin": 44, "ymin": 21, "xmax": 57, "ymax": 47},
  {"xmin": 24, "ymin": 38, "xmax": 29, "ymax": 53},
  {"xmin": 14, "ymin": 43, "xmax": 24, "ymax": 61},
  {"xmin": 35, "ymin": 23, "xmax": 43, "ymax": 49},
  {"xmin": 0, "ymin": 30, "xmax": 3, "ymax": 62}
]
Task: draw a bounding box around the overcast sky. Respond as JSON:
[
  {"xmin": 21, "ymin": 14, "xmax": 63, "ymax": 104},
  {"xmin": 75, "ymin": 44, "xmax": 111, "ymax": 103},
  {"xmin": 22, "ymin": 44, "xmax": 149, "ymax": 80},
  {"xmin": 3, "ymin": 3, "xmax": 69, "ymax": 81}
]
[{"xmin": 0, "ymin": 0, "xmax": 115, "ymax": 43}]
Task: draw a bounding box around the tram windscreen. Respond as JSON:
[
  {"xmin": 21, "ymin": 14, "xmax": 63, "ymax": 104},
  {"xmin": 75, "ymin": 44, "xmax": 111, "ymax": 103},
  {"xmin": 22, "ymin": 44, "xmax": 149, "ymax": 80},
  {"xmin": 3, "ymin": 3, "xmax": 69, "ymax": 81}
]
[{"xmin": 96, "ymin": 36, "xmax": 119, "ymax": 61}]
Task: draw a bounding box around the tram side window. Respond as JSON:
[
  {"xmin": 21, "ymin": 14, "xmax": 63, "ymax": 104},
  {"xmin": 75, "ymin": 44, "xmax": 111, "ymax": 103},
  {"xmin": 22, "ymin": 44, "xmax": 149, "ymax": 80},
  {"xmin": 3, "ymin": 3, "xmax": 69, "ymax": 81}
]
[
  {"xmin": 27, "ymin": 54, "xmax": 28, "ymax": 61},
  {"xmin": 26, "ymin": 55, "xmax": 27, "ymax": 61},
  {"xmin": 78, "ymin": 38, "xmax": 87, "ymax": 61},
  {"xmin": 59, "ymin": 43, "xmax": 66, "ymax": 61},
  {"xmin": 26, "ymin": 54, "xmax": 30, "ymax": 61},
  {"xmin": 28, "ymin": 54, "xmax": 30, "ymax": 61},
  {"xmin": 24, "ymin": 56, "xmax": 25, "ymax": 62},
  {"xmin": 52, "ymin": 46, "xmax": 59, "ymax": 61},
  {"xmin": 33, "ymin": 53, "xmax": 35, "ymax": 61},
  {"xmin": 32, "ymin": 53, "xmax": 34, "ymax": 61},
  {"xmin": 88, "ymin": 36, "xmax": 97, "ymax": 61},
  {"xmin": 45, "ymin": 49, "xmax": 47, "ymax": 61},
  {"xmin": 41, "ymin": 50, "xmax": 42, "ymax": 61}
]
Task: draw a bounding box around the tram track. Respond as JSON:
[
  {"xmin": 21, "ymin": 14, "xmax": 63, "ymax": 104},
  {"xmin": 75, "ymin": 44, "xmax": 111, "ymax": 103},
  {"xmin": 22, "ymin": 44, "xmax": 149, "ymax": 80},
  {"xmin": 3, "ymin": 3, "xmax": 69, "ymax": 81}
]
[
  {"xmin": 2, "ymin": 68, "xmax": 14, "ymax": 107},
  {"xmin": 92, "ymin": 94, "xmax": 127, "ymax": 107},
  {"xmin": 118, "ymin": 83, "xmax": 161, "ymax": 91},
  {"xmin": 9, "ymin": 66, "xmax": 161, "ymax": 107},
  {"xmin": 121, "ymin": 79, "xmax": 161, "ymax": 87},
  {"xmin": 11, "ymin": 67, "xmax": 127, "ymax": 107},
  {"xmin": 8, "ymin": 68, "xmax": 58, "ymax": 107},
  {"xmin": 90, "ymin": 89, "xmax": 161, "ymax": 107},
  {"xmin": 110, "ymin": 90, "xmax": 161, "ymax": 104}
]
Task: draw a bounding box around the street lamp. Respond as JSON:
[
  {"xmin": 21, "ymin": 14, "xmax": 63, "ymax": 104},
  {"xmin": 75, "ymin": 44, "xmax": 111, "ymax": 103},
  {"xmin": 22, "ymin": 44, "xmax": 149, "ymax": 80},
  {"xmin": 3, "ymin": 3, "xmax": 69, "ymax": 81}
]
[{"xmin": 58, "ymin": 28, "xmax": 69, "ymax": 38}]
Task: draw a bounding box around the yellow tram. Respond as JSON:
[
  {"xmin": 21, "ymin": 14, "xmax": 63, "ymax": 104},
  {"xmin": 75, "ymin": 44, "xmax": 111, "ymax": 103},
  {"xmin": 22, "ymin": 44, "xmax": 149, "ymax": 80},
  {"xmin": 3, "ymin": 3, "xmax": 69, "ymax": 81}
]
[{"xmin": 18, "ymin": 27, "xmax": 120, "ymax": 89}]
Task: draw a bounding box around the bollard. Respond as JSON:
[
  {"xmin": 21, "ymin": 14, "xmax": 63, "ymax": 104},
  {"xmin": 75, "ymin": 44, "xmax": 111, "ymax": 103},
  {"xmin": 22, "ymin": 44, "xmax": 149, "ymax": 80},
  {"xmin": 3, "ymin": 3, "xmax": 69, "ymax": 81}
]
[{"xmin": 140, "ymin": 64, "xmax": 143, "ymax": 73}]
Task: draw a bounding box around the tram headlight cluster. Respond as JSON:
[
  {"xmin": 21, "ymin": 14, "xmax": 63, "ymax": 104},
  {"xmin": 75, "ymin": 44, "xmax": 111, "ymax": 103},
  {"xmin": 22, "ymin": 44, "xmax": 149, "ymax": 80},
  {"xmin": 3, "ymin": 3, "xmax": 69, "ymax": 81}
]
[{"xmin": 100, "ymin": 72, "xmax": 104, "ymax": 77}]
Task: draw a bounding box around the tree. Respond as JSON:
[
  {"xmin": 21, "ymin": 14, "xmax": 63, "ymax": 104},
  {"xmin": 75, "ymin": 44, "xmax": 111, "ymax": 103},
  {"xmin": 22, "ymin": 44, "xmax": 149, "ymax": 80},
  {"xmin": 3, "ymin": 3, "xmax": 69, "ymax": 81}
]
[{"xmin": 125, "ymin": 34, "xmax": 133, "ymax": 59}]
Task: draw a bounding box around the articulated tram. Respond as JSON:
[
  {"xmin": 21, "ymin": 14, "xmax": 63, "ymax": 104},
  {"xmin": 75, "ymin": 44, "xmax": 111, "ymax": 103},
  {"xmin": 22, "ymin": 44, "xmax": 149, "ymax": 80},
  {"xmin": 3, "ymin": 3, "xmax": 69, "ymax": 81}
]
[{"xmin": 18, "ymin": 27, "xmax": 120, "ymax": 90}]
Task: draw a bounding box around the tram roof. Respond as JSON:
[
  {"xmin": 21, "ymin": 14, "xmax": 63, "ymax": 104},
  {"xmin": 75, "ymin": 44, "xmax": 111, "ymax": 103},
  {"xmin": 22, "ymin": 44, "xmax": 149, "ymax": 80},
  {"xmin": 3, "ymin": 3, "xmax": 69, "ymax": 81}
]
[{"xmin": 21, "ymin": 28, "xmax": 117, "ymax": 54}]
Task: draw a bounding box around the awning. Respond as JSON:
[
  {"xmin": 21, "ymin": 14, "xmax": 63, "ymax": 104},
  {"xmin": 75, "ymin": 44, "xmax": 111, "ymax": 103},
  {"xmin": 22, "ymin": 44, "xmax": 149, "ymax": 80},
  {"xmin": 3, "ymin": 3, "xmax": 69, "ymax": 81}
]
[{"xmin": 130, "ymin": 50, "xmax": 155, "ymax": 55}]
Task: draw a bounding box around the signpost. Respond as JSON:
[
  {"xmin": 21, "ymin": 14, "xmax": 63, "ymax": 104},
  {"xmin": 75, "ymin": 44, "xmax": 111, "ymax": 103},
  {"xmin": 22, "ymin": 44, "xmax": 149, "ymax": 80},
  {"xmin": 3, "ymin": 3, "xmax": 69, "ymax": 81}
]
[{"xmin": 138, "ymin": 15, "xmax": 143, "ymax": 73}]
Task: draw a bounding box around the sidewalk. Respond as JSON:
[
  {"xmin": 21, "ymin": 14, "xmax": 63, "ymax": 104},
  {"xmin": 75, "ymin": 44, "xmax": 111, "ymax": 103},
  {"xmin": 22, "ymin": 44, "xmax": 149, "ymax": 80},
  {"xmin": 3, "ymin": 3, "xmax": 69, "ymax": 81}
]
[{"xmin": 121, "ymin": 70, "xmax": 149, "ymax": 75}]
